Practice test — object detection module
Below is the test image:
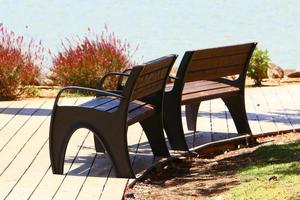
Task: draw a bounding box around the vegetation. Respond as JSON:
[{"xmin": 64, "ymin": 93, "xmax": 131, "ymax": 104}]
[
  {"xmin": 50, "ymin": 27, "xmax": 138, "ymax": 90},
  {"xmin": 247, "ymin": 48, "xmax": 270, "ymax": 86},
  {"xmin": 226, "ymin": 140, "xmax": 300, "ymax": 200},
  {"xmin": 0, "ymin": 24, "xmax": 43, "ymax": 100}
]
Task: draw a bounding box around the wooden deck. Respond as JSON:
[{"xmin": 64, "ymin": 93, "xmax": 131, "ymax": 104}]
[{"xmin": 0, "ymin": 85, "xmax": 299, "ymax": 199}]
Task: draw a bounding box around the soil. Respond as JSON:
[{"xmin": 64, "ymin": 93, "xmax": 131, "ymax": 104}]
[{"xmin": 125, "ymin": 132, "xmax": 300, "ymax": 200}]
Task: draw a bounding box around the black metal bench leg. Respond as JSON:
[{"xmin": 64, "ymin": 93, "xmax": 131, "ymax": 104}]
[
  {"xmin": 222, "ymin": 94, "xmax": 252, "ymax": 135},
  {"xmin": 49, "ymin": 113, "xmax": 75, "ymax": 174},
  {"xmin": 95, "ymin": 126, "xmax": 135, "ymax": 178},
  {"xmin": 185, "ymin": 102, "xmax": 201, "ymax": 131},
  {"xmin": 163, "ymin": 102, "xmax": 189, "ymax": 151},
  {"xmin": 140, "ymin": 113, "xmax": 170, "ymax": 157}
]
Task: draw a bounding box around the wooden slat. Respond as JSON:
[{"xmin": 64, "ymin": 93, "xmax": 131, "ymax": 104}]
[
  {"xmin": 248, "ymin": 87, "xmax": 278, "ymax": 133},
  {"xmin": 193, "ymin": 101, "xmax": 213, "ymax": 147},
  {"xmin": 189, "ymin": 53, "xmax": 248, "ymax": 71},
  {"xmin": 245, "ymin": 88, "xmax": 262, "ymax": 134},
  {"xmin": 80, "ymin": 97, "xmax": 115, "ymax": 108},
  {"xmin": 186, "ymin": 64, "xmax": 244, "ymax": 81},
  {"xmin": 142, "ymin": 55, "xmax": 174, "ymax": 74},
  {"xmin": 51, "ymin": 132, "xmax": 95, "ymax": 199},
  {"xmin": 127, "ymin": 104, "xmax": 155, "ymax": 125},
  {"xmin": 0, "ymin": 101, "xmax": 51, "ymax": 177},
  {"xmin": 131, "ymin": 79, "xmax": 164, "ymax": 100},
  {"xmin": 0, "ymin": 100, "xmax": 46, "ymax": 151},
  {"xmin": 276, "ymin": 86, "xmax": 300, "ymax": 130},
  {"xmin": 182, "ymin": 81, "xmax": 239, "ymax": 95},
  {"xmin": 261, "ymin": 86, "xmax": 294, "ymax": 131},
  {"xmin": 191, "ymin": 43, "xmax": 254, "ymax": 60},
  {"xmin": 95, "ymin": 99, "xmax": 120, "ymax": 111},
  {"xmin": 0, "ymin": 100, "xmax": 28, "ymax": 131},
  {"xmin": 181, "ymin": 86, "xmax": 240, "ymax": 105},
  {"xmin": 211, "ymin": 99, "xmax": 232, "ymax": 141}
]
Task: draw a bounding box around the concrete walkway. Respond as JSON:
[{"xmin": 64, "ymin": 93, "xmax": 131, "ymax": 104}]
[{"xmin": 0, "ymin": 85, "xmax": 299, "ymax": 200}]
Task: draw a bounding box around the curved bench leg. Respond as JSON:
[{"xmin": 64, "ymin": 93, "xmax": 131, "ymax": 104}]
[
  {"xmin": 49, "ymin": 110, "xmax": 77, "ymax": 174},
  {"xmin": 222, "ymin": 94, "xmax": 252, "ymax": 135},
  {"xmin": 185, "ymin": 102, "xmax": 201, "ymax": 131},
  {"xmin": 140, "ymin": 113, "xmax": 170, "ymax": 156},
  {"xmin": 163, "ymin": 100, "xmax": 189, "ymax": 151},
  {"xmin": 96, "ymin": 125, "xmax": 135, "ymax": 178}
]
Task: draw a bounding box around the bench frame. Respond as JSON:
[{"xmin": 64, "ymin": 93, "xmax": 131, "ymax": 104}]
[
  {"xmin": 163, "ymin": 43, "xmax": 257, "ymax": 151},
  {"xmin": 49, "ymin": 55, "xmax": 177, "ymax": 178}
]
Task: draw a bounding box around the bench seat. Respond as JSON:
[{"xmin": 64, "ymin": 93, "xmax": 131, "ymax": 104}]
[
  {"xmin": 80, "ymin": 97, "xmax": 155, "ymax": 125},
  {"xmin": 166, "ymin": 80, "xmax": 240, "ymax": 105}
]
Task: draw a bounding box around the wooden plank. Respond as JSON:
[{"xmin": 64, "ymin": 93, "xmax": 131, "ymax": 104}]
[
  {"xmin": 193, "ymin": 101, "xmax": 212, "ymax": 147},
  {"xmin": 261, "ymin": 86, "xmax": 293, "ymax": 131},
  {"xmin": 210, "ymin": 99, "xmax": 231, "ymax": 141},
  {"xmin": 0, "ymin": 100, "xmax": 51, "ymax": 174},
  {"xmin": 186, "ymin": 64, "xmax": 243, "ymax": 81},
  {"xmin": 0, "ymin": 100, "xmax": 28, "ymax": 131},
  {"xmin": 245, "ymin": 88, "xmax": 263, "ymax": 134},
  {"xmin": 279, "ymin": 85, "xmax": 300, "ymax": 129},
  {"xmin": 99, "ymin": 178, "xmax": 128, "ymax": 200},
  {"xmin": 248, "ymin": 87, "xmax": 278, "ymax": 133},
  {"xmin": 189, "ymin": 53, "xmax": 248, "ymax": 71},
  {"xmin": 29, "ymin": 129, "xmax": 89, "ymax": 200},
  {"xmin": 0, "ymin": 100, "xmax": 13, "ymax": 113},
  {"xmin": 99, "ymin": 123, "xmax": 145, "ymax": 199},
  {"xmin": 52, "ymin": 132, "xmax": 96, "ymax": 199},
  {"xmin": 182, "ymin": 81, "xmax": 237, "ymax": 95},
  {"xmin": 0, "ymin": 118, "xmax": 52, "ymax": 199},
  {"xmin": 191, "ymin": 43, "xmax": 254, "ymax": 60},
  {"xmin": 0, "ymin": 99, "xmax": 46, "ymax": 151}
]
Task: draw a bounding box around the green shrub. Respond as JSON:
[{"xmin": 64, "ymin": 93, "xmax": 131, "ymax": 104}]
[
  {"xmin": 50, "ymin": 28, "xmax": 138, "ymax": 89},
  {"xmin": 247, "ymin": 48, "xmax": 270, "ymax": 86},
  {"xmin": 0, "ymin": 24, "xmax": 43, "ymax": 100}
]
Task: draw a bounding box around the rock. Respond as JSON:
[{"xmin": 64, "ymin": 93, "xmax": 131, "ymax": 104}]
[
  {"xmin": 125, "ymin": 192, "xmax": 135, "ymax": 199},
  {"xmin": 287, "ymin": 70, "xmax": 300, "ymax": 78},
  {"xmin": 268, "ymin": 175, "xmax": 278, "ymax": 181},
  {"xmin": 36, "ymin": 71, "xmax": 54, "ymax": 86},
  {"xmin": 267, "ymin": 63, "xmax": 284, "ymax": 79}
]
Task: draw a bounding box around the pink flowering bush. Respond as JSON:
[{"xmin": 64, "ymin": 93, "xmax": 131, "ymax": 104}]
[
  {"xmin": 0, "ymin": 24, "xmax": 43, "ymax": 100},
  {"xmin": 50, "ymin": 28, "xmax": 138, "ymax": 89}
]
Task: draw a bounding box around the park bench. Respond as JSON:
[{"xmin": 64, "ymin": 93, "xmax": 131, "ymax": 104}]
[
  {"xmin": 49, "ymin": 54, "xmax": 177, "ymax": 178},
  {"xmin": 163, "ymin": 43, "xmax": 257, "ymax": 151}
]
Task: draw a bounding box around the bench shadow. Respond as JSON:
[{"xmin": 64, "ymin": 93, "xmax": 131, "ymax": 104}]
[
  {"xmin": 0, "ymin": 107, "xmax": 52, "ymax": 116},
  {"xmin": 64, "ymin": 131, "xmax": 239, "ymax": 177}
]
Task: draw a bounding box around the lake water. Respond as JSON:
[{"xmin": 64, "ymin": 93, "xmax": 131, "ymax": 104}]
[{"xmin": 1, "ymin": 0, "xmax": 299, "ymax": 69}]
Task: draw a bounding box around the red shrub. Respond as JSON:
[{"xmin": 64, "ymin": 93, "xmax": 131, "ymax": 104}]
[
  {"xmin": 50, "ymin": 28, "xmax": 138, "ymax": 89},
  {"xmin": 0, "ymin": 24, "xmax": 43, "ymax": 100}
]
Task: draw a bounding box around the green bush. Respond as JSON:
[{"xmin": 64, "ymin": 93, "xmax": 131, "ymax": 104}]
[
  {"xmin": 247, "ymin": 48, "xmax": 270, "ymax": 86},
  {"xmin": 50, "ymin": 28, "xmax": 138, "ymax": 89}
]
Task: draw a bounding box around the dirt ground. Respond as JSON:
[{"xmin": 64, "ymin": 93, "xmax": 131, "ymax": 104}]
[{"xmin": 125, "ymin": 132, "xmax": 300, "ymax": 200}]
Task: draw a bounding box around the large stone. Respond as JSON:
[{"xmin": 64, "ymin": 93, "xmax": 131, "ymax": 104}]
[
  {"xmin": 267, "ymin": 63, "xmax": 284, "ymax": 79},
  {"xmin": 286, "ymin": 70, "xmax": 300, "ymax": 78}
]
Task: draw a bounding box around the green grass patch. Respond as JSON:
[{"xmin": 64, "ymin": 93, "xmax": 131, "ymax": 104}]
[{"xmin": 225, "ymin": 140, "xmax": 300, "ymax": 200}]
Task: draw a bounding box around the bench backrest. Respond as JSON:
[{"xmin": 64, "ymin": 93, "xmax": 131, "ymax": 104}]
[
  {"xmin": 177, "ymin": 43, "xmax": 257, "ymax": 83},
  {"xmin": 129, "ymin": 55, "xmax": 177, "ymax": 101}
]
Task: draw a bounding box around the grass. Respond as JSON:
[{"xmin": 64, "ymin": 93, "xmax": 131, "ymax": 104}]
[{"xmin": 225, "ymin": 140, "xmax": 300, "ymax": 200}]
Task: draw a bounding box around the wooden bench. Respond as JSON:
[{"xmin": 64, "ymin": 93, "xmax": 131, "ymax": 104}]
[
  {"xmin": 49, "ymin": 54, "xmax": 177, "ymax": 178},
  {"xmin": 163, "ymin": 43, "xmax": 257, "ymax": 151}
]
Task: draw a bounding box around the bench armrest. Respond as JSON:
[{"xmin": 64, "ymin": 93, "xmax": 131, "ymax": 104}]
[{"xmin": 53, "ymin": 86, "xmax": 125, "ymax": 107}]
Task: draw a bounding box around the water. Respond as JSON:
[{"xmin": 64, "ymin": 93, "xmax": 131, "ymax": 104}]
[{"xmin": 1, "ymin": 0, "xmax": 299, "ymax": 69}]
